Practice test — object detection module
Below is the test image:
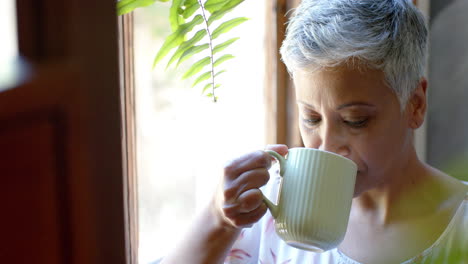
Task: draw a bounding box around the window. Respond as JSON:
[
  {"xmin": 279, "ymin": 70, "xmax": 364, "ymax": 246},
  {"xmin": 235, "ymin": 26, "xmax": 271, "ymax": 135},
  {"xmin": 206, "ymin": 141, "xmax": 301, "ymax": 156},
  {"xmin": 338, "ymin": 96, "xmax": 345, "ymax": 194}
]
[
  {"xmin": 132, "ymin": 2, "xmax": 267, "ymax": 262},
  {"xmin": 118, "ymin": 1, "xmax": 462, "ymax": 263},
  {"xmin": 0, "ymin": 0, "xmax": 18, "ymax": 90}
]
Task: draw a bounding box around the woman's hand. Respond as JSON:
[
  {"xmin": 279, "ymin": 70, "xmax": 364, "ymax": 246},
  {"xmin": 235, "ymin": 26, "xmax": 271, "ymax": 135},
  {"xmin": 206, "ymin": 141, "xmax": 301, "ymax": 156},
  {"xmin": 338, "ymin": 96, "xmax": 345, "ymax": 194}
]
[
  {"xmin": 215, "ymin": 144, "xmax": 288, "ymax": 229},
  {"xmin": 160, "ymin": 145, "xmax": 288, "ymax": 264}
]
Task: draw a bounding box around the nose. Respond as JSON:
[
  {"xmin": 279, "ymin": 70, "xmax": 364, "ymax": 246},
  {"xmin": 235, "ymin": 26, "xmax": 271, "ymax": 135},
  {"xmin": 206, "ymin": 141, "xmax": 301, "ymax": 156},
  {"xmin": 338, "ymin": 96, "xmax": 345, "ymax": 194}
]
[{"xmin": 317, "ymin": 121, "xmax": 350, "ymax": 157}]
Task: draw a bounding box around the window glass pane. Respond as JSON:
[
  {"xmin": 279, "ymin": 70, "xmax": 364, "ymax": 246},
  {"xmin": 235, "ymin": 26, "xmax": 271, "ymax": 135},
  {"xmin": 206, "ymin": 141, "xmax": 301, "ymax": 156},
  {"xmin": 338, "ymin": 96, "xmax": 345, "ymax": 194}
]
[
  {"xmin": 0, "ymin": 0, "xmax": 18, "ymax": 89},
  {"xmin": 134, "ymin": 2, "xmax": 267, "ymax": 262}
]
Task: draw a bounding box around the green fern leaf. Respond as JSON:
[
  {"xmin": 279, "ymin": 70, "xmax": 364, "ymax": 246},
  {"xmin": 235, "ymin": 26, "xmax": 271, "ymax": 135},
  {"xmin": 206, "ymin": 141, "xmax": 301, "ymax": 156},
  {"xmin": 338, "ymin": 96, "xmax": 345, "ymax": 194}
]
[
  {"xmin": 166, "ymin": 29, "xmax": 207, "ymax": 69},
  {"xmin": 117, "ymin": 0, "xmax": 134, "ymax": 5},
  {"xmin": 177, "ymin": 44, "xmax": 209, "ymax": 66},
  {"xmin": 215, "ymin": 70, "xmax": 226, "ymax": 77},
  {"xmin": 213, "ymin": 37, "xmax": 239, "ymax": 54},
  {"xmin": 204, "ymin": 0, "xmax": 230, "ymax": 13},
  {"xmin": 205, "ymin": 86, "xmax": 220, "ymax": 101},
  {"xmin": 195, "ymin": 70, "xmax": 225, "ymax": 89},
  {"xmin": 192, "ymin": 71, "xmax": 212, "ymax": 87},
  {"xmin": 177, "ymin": 6, "xmax": 184, "ymax": 15},
  {"xmin": 170, "ymin": 0, "xmax": 185, "ymax": 31},
  {"xmin": 153, "ymin": 15, "xmax": 204, "ymax": 68},
  {"xmin": 214, "ymin": 54, "xmax": 235, "ymax": 67},
  {"xmin": 201, "ymin": 71, "xmax": 224, "ymax": 92},
  {"xmin": 202, "ymin": 83, "xmax": 212, "ymax": 93},
  {"xmin": 117, "ymin": 0, "xmax": 156, "ymax": 16},
  {"xmin": 183, "ymin": 56, "xmax": 211, "ymax": 79},
  {"xmin": 177, "ymin": 14, "xmax": 185, "ymax": 26},
  {"xmin": 182, "ymin": 2, "xmax": 200, "ymax": 18},
  {"xmin": 211, "ymin": 17, "xmax": 248, "ymax": 39},
  {"xmin": 203, "ymin": 83, "xmax": 221, "ymax": 94},
  {"xmin": 184, "ymin": 0, "xmax": 198, "ymax": 5},
  {"xmin": 207, "ymin": 0, "xmax": 244, "ymax": 25}
]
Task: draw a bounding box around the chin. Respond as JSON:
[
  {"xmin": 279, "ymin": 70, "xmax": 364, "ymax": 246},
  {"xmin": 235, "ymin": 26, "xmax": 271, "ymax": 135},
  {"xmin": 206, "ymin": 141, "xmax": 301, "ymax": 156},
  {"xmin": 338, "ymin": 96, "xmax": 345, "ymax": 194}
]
[{"xmin": 352, "ymin": 171, "xmax": 367, "ymax": 198}]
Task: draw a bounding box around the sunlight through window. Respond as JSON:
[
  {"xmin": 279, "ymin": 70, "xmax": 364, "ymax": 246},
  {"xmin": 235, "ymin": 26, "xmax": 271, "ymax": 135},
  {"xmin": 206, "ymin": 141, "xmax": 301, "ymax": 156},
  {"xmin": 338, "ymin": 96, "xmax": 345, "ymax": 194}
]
[
  {"xmin": 0, "ymin": 0, "xmax": 18, "ymax": 89},
  {"xmin": 133, "ymin": 2, "xmax": 267, "ymax": 263}
]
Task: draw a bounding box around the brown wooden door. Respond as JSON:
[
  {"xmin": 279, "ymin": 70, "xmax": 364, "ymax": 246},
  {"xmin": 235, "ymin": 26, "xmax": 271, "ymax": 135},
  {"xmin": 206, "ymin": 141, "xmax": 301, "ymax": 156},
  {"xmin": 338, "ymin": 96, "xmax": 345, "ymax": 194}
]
[{"xmin": 0, "ymin": 0, "xmax": 128, "ymax": 263}]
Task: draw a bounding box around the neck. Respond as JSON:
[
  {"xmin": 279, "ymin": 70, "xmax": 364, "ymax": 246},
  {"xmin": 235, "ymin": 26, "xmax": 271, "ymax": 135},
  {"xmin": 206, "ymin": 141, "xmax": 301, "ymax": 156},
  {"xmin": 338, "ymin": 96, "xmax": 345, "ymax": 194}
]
[{"xmin": 352, "ymin": 148, "xmax": 436, "ymax": 225}]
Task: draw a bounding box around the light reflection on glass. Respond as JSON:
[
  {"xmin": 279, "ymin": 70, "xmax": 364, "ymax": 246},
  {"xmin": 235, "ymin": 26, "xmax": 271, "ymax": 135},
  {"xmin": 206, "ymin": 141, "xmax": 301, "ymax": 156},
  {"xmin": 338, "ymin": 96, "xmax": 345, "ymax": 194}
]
[{"xmin": 0, "ymin": 0, "xmax": 18, "ymax": 90}]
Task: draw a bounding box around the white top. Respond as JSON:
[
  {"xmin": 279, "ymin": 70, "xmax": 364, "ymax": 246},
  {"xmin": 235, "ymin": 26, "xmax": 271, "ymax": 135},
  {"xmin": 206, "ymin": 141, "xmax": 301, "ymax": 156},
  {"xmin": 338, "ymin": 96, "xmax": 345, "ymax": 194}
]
[{"xmin": 224, "ymin": 173, "xmax": 468, "ymax": 264}]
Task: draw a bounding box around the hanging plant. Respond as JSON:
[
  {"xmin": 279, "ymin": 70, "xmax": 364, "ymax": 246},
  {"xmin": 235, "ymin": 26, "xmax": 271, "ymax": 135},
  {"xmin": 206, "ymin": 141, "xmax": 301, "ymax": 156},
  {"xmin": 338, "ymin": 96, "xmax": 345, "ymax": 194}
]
[{"xmin": 117, "ymin": 0, "xmax": 248, "ymax": 102}]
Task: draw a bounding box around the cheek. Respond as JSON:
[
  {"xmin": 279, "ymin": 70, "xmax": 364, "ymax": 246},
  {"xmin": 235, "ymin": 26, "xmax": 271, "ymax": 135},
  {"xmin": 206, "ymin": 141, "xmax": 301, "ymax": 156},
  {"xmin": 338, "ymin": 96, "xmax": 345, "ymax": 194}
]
[
  {"xmin": 299, "ymin": 124, "xmax": 321, "ymax": 148},
  {"xmin": 358, "ymin": 122, "xmax": 410, "ymax": 176}
]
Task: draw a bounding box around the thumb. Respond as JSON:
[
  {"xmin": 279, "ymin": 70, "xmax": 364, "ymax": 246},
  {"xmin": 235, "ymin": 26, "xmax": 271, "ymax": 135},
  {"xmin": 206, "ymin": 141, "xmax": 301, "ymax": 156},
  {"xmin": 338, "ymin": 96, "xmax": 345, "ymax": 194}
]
[{"xmin": 264, "ymin": 144, "xmax": 288, "ymax": 157}]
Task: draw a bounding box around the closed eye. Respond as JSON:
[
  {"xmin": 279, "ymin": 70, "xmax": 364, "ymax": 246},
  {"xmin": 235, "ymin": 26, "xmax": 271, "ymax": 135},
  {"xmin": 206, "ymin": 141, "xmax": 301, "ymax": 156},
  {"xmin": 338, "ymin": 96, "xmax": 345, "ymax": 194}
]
[
  {"xmin": 344, "ymin": 119, "xmax": 368, "ymax": 128},
  {"xmin": 302, "ymin": 117, "xmax": 321, "ymax": 126}
]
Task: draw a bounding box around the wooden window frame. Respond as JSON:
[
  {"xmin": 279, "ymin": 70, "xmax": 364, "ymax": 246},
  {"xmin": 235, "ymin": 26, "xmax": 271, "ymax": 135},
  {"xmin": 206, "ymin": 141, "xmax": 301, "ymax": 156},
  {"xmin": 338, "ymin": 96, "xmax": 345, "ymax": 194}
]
[
  {"xmin": 265, "ymin": 0, "xmax": 303, "ymax": 148},
  {"xmin": 118, "ymin": 12, "xmax": 139, "ymax": 264}
]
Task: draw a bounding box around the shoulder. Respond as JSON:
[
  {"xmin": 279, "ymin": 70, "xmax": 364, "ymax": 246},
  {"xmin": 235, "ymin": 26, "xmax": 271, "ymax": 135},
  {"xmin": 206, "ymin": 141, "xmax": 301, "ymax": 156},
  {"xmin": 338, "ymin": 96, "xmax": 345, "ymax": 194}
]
[
  {"xmin": 462, "ymin": 180, "xmax": 468, "ymax": 189},
  {"xmin": 442, "ymin": 190, "xmax": 468, "ymax": 261},
  {"xmin": 454, "ymin": 179, "xmax": 468, "ymax": 206},
  {"xmin": 458, "ymin": 183, "xmax": 468, "ymax": 220},
  {"xmin": 439, "ymin": 181, "xmax": 468, "ymax": 248},
  {"xmin": 427, "ymin": 166, "xmax": 468, "ymax": 207},
  {"xmin": 410, "ymin": 187, "xmax": 468, "ymax": 264}
]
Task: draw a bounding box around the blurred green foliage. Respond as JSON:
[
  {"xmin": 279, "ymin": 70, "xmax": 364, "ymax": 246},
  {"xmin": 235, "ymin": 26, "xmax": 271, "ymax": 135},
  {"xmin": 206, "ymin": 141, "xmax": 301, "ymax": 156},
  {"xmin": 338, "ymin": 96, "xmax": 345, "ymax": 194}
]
[
  {"xmin": 443, "ymin": 154, "xmax": 468, "ymax": 182},
  {"xmin": 117, "ymin": 0, "xmax": 247, "ymax": 101}
]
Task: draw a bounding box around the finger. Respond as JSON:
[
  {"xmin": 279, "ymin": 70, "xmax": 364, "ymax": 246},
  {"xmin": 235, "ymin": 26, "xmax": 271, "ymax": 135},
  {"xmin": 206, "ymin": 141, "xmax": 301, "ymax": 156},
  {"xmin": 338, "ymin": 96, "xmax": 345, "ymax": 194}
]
[
  {"xmin": 231, "ymin": 203, "xmax": 268, "ymax": 228},
  {"xmin": 224, "ymin": 168, "xmax": 270, "ymax": 202},
  {"xmin": 265, "ymin": 144, "xmax": 289, "ymax": 157},
  {"xmin": 237, "ymin": 188, "xmax": 264, "ymax": 213},
  {"xmin": 224, "ymin": 151, "xmax": 272, "ymax": 180},
  {"xmin": 222, "ymin": 188, "xmax": 264, "ymax": 217},
  {"xmin": 222, "ymin": 201, "xmax": 242, "ymax": 219}
]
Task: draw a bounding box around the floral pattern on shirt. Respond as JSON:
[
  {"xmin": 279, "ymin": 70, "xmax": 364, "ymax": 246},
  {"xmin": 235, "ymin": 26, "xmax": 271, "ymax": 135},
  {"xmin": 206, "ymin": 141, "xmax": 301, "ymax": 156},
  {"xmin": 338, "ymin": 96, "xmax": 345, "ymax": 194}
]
[
  {"xmin": 259, "ymin": 249, "xmax": 292, "ymax": 264},
  {"xmin": 225, "ymin": 248, "xmax": 252, "ymax": 264}
]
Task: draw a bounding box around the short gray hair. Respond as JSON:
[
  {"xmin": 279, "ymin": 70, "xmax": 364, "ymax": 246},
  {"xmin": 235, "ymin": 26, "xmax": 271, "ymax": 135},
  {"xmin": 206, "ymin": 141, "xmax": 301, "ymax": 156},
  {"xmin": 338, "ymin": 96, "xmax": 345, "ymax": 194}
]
[{"xmin": 280, "ymin": 0, "xmax": 428, "ymax": 107}]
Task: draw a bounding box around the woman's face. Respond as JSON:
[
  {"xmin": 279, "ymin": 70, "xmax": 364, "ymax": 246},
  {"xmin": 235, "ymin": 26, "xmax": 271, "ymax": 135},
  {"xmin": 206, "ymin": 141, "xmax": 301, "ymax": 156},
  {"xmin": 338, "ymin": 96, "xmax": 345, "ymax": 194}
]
[{"xmin": 294, "ymin": 65, "xmax": 415, "ymax": 196}]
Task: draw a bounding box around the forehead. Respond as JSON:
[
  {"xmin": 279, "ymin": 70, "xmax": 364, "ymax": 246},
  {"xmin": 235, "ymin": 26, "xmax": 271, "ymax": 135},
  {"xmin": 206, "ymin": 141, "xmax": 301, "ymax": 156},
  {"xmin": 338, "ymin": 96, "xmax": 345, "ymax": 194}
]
[{"xmin": 293, "ymin": 65, "xmax": 397, "ymax": 108}]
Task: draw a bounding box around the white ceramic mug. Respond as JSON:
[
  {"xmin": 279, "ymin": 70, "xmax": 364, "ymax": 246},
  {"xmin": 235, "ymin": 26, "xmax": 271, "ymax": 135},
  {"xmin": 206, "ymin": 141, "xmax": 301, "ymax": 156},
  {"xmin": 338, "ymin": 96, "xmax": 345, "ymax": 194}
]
[{"xmin": 263, "ymin": 147, "xmax": 357, "ymax": 252}]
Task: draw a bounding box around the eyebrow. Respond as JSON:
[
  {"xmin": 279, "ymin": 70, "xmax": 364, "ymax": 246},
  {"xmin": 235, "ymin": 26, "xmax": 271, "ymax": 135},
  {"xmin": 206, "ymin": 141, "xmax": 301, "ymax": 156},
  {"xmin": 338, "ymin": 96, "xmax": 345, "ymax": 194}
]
[
  {"xmin": 336, "ymin": 102, "xmax": 376, "ymax": 110},
  {"xmin": 297, "ymin": 100, "xmax": 376, "ymax": 110}
]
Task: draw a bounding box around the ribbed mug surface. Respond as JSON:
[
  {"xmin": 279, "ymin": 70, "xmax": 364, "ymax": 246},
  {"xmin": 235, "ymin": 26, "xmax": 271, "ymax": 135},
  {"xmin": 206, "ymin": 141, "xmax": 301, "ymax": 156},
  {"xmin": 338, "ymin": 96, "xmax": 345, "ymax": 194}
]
[{"xmin": 274, "ymin": 148, "xmax": 357, "ymax": 252}]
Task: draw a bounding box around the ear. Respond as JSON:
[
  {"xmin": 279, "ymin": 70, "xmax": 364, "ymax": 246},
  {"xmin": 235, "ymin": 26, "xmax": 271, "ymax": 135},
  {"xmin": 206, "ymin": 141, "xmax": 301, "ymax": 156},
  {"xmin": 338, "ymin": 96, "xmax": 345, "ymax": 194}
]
[{"xmin": 407, "ymin": 78, "xmax": 427, "ymax": 129}]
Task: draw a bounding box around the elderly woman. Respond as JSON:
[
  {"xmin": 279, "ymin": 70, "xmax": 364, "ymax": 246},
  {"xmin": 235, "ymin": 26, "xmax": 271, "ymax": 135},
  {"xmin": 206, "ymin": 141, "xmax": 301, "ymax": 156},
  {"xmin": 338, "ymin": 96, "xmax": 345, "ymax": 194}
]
[{"xmin": 161, "ymin": 0, "xmax": 468, "ymax": 263}]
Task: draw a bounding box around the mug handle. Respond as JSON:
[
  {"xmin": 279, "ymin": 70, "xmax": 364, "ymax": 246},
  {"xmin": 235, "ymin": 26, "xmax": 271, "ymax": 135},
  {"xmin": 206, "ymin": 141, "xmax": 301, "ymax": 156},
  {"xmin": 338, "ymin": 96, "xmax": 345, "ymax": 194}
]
[{"xmin": 262, "ymin": 150, "xmax": 287, "ymax": 219}]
